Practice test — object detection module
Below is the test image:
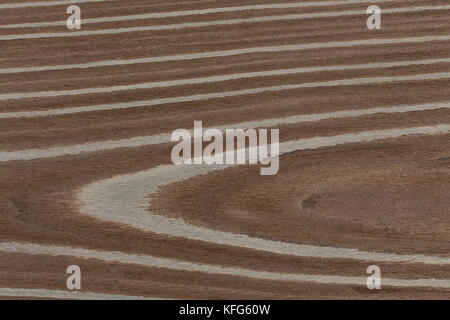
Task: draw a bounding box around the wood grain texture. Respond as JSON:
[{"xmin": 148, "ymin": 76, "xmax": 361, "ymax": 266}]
[{"xmin": 0, "ymin": 0, "xmax": 449, "ymax": 299}]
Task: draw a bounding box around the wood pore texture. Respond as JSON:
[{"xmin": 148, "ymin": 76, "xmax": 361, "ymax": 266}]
[{"xmin": 0, "ymin": 0, "xmax": 449, "ymax": 300}]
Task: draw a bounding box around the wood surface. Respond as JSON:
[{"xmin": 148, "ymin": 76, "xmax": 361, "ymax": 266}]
[{"xmin": 0, "ymin": 0, "xmax": 449, "ymax": 299}]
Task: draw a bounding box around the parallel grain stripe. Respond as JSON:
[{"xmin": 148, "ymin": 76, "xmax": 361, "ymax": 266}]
[
  {"xmin": 2, "ymin": 35, "xmax": 449, "ymax": 74},
  {"xmin": 1, "ymin": 4, "xmax": 438, "ymax": 30},
  {"xmin": 0, "ymin": 0, "xmax": 393, "ymax": 11},
  {"xmin": 2, "ymin": 58, "xmax": 450, "ymax": 101},
  {"xmin": 1, "ymin": 242, "xmax": 449, "ymax": 288},
  {"xmin": 1, "ymin": 5, "xmax": 447, "ymax": 41},
  {"xmin": 0, "ymin": 0, "xmax": 118, "ymax": 9},
  {"xmin": 1, "ymin": 102, "xmax": 449, "ymax": 161},
  {"xmin": 0, "ymin": 288, "xmax": 152, "ymax": 300},
  {"xmin": 1, "ymin": 72, "xmax": 449, "ymax": 114}
]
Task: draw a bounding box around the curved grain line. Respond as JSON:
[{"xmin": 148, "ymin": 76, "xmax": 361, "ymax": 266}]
[{"xmin": 78, "ymin": 125, "xmax": 450, "ymax": 265}]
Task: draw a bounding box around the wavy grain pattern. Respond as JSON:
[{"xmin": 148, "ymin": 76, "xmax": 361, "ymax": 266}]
[{"xmin": 0, "ymin": 0, "xmax": 449, "ymax": 299}]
